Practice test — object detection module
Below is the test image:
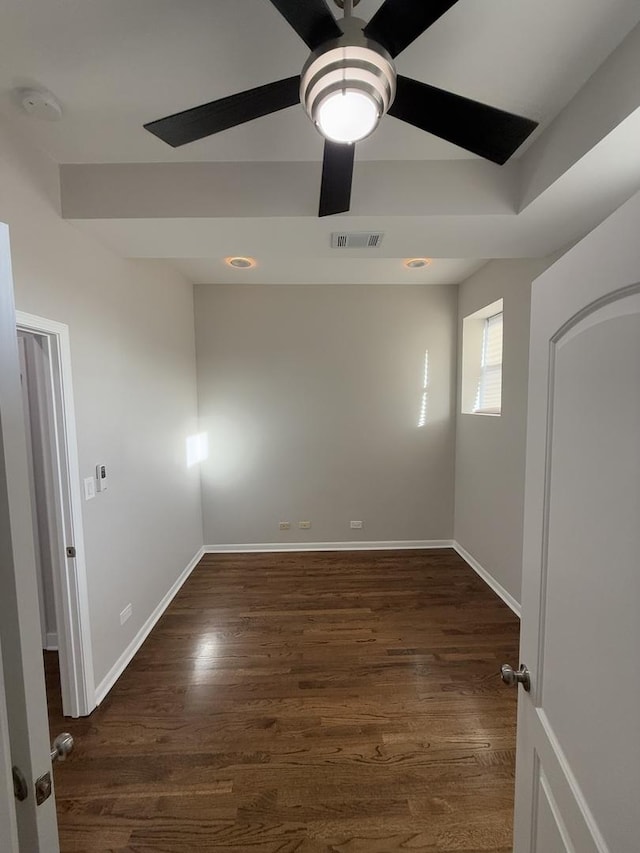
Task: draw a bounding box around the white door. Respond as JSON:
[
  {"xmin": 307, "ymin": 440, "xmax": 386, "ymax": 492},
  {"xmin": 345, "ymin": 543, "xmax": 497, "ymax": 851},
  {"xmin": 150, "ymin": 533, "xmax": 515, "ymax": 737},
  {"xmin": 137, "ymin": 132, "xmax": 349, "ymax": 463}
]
[
  {"xmin": 0, "ymin": 222, "xmax": 60, "ymax": 850},
  {"xmin": 512, "ymin": 192, "xmax": 640, "ymax": 852}
]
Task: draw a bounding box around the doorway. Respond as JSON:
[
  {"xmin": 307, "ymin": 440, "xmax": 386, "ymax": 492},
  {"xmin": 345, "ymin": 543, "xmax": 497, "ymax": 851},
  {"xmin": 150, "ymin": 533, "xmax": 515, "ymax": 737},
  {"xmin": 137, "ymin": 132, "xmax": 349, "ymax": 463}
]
[{"xmin": 15, "ymin": 312, "xmax": 95, "ymax": 719}]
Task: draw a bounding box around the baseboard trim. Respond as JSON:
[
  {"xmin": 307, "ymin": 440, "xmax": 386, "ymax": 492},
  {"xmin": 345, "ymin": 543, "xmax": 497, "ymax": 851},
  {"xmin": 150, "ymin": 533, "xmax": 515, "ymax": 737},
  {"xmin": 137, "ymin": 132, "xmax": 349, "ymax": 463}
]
[
  {"xmin": 205, "ymin": 540, "xmax": 454, "ymax": 554},
  {"xmin": 94, "ymin": 546, "xmax": 205, "ymax": 705},
  {"xmin": 45, "ymin": 632, "xmax": 58, "ymax": 651},
  {"xmin": 452, "ymin": 541, "xmax": 521, "ymax": 618}
]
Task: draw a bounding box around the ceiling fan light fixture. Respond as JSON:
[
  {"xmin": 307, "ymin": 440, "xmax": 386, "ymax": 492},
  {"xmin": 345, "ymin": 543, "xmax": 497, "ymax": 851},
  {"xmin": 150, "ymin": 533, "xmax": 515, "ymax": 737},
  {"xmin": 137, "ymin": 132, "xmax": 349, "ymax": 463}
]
[
  {"xmin": 144, "ymin": 0, "xmax": 540, "ymax": 218},
  {"xmin": 301, "ymin": 18, "xmax": 396, "ymax": 145},
  {"xmin": 317, "ymin": 89, "xmax": 378, "ymax": 143}
]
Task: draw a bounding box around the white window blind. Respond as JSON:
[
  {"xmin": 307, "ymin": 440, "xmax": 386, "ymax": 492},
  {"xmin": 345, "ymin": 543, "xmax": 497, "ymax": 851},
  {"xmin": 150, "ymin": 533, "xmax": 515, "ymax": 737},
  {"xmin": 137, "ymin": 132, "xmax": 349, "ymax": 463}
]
[{"xmin": 474, "ymin": 312, "xmax": 503, "ymax": 414}]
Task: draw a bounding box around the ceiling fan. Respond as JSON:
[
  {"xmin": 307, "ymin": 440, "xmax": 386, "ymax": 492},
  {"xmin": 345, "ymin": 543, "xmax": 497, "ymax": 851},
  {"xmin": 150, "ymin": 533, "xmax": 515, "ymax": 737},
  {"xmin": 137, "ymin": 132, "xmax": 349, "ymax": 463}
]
[{"xmin": 144, "ymin": 0, "xmax": 538, "ymax": 217}]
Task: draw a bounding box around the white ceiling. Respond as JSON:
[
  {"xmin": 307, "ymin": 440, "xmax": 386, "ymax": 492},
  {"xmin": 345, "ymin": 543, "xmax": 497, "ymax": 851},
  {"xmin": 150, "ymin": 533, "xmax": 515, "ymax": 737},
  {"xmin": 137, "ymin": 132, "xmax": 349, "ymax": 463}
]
[
  {"xmin": 170, "ymin": 257, "xmax": 487, "ymax": 287},
  {"xmin": 1, "ymin": 0, "xmax": 640, "ymax": 285}
]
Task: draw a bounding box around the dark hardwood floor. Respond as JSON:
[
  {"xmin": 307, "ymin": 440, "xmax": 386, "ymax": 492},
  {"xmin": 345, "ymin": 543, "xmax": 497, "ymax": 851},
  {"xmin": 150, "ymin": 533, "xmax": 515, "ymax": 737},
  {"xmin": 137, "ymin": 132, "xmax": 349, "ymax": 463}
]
[{"xmin": 45, "ymin": 549, "xmax": 520, "ymax": 852}]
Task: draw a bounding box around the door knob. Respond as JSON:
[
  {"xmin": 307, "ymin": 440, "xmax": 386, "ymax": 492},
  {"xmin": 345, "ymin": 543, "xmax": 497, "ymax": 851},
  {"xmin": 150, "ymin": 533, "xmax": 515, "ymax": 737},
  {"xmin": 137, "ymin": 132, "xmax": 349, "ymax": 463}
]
[
  {"xmin": 500, "ymin": 663, "xmax": 531, "ymax": 692},
  {"xmin": 50, "ymin": 732, "xmax": 74, "ymax": 762}
]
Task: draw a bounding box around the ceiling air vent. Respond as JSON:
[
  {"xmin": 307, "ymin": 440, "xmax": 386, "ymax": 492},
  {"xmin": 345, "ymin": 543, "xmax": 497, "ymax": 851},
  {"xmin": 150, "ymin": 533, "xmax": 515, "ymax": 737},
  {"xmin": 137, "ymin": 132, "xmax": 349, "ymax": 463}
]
[{"xmin": 331, "ymin": 232, "xmax": 384, "ymax": 249}]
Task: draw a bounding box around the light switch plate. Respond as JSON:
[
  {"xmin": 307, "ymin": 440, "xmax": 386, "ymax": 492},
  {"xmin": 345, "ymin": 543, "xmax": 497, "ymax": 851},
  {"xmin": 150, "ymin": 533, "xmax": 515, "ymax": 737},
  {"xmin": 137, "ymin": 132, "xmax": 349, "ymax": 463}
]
[{"xmin": 83, "ymin": 477, "xmax": 96, "ymax": 501}]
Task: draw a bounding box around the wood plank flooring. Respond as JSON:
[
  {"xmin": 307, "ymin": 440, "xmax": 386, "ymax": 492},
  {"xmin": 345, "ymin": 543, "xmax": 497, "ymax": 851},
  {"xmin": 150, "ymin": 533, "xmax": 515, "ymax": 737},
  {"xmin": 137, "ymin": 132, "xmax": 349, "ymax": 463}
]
[{"xmin": 45, "ymin": 549, "xmax": 520, "ymax": 853}]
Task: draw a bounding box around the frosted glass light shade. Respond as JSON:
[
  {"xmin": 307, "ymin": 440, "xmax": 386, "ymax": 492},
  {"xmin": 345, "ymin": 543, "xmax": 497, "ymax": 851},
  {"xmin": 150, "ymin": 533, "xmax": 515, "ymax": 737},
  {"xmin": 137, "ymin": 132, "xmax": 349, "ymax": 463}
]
[{"xmin": 317, "ymin": 90, "xmax": 379, "ymax": 143}]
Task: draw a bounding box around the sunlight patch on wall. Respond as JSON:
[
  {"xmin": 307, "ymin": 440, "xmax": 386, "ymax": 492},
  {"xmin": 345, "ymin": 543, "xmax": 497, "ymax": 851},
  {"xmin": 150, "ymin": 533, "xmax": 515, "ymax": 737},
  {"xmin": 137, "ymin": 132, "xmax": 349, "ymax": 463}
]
[
  {"xmin": 418, "ymin": 349, "xmax": 429, "ymax": 428},
  {"xmin": 186, "ymin": 432, "xmax": 209, "ymax": 467},
  {"xmin": 202, "ymin": 414, "xmax": 264, "ymax": 486}
]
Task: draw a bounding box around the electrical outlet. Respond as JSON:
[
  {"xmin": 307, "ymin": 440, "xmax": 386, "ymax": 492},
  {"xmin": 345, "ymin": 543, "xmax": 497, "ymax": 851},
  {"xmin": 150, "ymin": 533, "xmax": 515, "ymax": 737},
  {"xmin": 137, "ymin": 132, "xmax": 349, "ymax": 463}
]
[
  {"xmin": 279, "ymin": 521, "xmax": 291, "ymax": 530},
  {"xmin": 350, "ymin": 520, "xmax": 363, "ymax": 529},
  {"xmin": 120, "ymin": 603, "xmax": 132, "ymax": 625},
  {"xmin": 298, "ymin": 520, "xmax": 311, "ymax": 529}
]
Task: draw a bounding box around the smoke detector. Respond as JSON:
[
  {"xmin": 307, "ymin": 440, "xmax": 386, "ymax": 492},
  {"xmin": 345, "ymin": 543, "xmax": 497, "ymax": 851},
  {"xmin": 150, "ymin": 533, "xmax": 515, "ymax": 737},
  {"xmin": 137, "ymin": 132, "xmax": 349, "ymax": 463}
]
[{"xmin": 18, "ymin": 88, "xmax": 63, "ymax": 121}]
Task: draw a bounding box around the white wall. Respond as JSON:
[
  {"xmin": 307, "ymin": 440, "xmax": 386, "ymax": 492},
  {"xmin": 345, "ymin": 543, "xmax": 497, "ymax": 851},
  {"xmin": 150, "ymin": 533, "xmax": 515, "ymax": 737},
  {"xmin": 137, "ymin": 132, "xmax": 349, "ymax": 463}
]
[
  {"xmin": 454, "ymin": 258, "xmax": 555, "ymax": 605},
  {"xmin": 195, "ymin": 283, "xmax": 458, "ymax": 546},
  {"xmin": 0, "ymin": 123, "xmax": 203, "ymax": 689}
]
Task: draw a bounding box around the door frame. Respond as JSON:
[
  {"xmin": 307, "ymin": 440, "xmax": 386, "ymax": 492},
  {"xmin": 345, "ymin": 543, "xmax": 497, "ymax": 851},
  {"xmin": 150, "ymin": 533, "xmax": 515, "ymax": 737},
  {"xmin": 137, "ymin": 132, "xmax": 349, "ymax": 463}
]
[
  {"xmin": 0, "ymin": 636, "xmax": 20, "ymax": 853},
  {"xmin": 17, "ymin": 333, "xmax": 50, "ymax": 650},
  {"xmin": 16, "ymin": 312, "xmax": 95, "ymax": 718}
]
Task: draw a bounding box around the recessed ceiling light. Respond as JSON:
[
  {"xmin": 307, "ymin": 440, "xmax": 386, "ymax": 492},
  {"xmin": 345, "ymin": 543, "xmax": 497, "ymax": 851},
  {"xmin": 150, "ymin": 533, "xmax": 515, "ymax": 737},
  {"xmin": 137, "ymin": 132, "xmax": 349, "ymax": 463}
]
[
  {"xmin": 225, "ymin": 257, "xmax": 256, "ymax": 269},
  {"xmin": 404, "ymin": 258, "xmax": 432, "ymax": 269}
]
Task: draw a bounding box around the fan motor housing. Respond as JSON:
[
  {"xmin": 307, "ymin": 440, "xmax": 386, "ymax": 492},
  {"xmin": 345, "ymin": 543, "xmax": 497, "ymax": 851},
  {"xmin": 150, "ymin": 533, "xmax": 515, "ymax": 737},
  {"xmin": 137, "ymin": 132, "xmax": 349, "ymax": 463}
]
[{"xmin": 300, "ymin": 17, "xmax": 397, "ymax": 141}]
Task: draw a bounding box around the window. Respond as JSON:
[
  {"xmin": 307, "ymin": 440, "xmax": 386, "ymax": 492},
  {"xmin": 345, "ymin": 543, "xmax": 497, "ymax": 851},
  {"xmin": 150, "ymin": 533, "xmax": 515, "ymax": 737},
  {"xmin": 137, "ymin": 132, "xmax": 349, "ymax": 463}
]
[
  {"xmin": 474, "ymin": 312, "xmax": 503, "ymax": 414},
  {"xmin": 461, "ymin": 298, "xmax": 503, "ymax": 416}
]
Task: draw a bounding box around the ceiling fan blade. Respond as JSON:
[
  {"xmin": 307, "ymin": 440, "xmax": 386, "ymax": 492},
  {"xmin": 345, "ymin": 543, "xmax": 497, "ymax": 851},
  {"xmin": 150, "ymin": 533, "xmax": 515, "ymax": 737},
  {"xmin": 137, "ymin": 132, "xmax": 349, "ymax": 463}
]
[
  {"xmin": 144, "ymin": 76, "xmax": 300, "ymax": 147},
  {"xmin": 388, "ymin": 75, "xmax": 538, "ymax": 164},
  {"xmin": 268, "ymin": 0, "xmax": 342, "ymax": 50},
  {"xmin": 319, "ymin": 140, "xmax": 355, "ymax": 217},
  {"xmin": 363, "ymin": 0, "xmax": 460, "ymax": 58}
]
